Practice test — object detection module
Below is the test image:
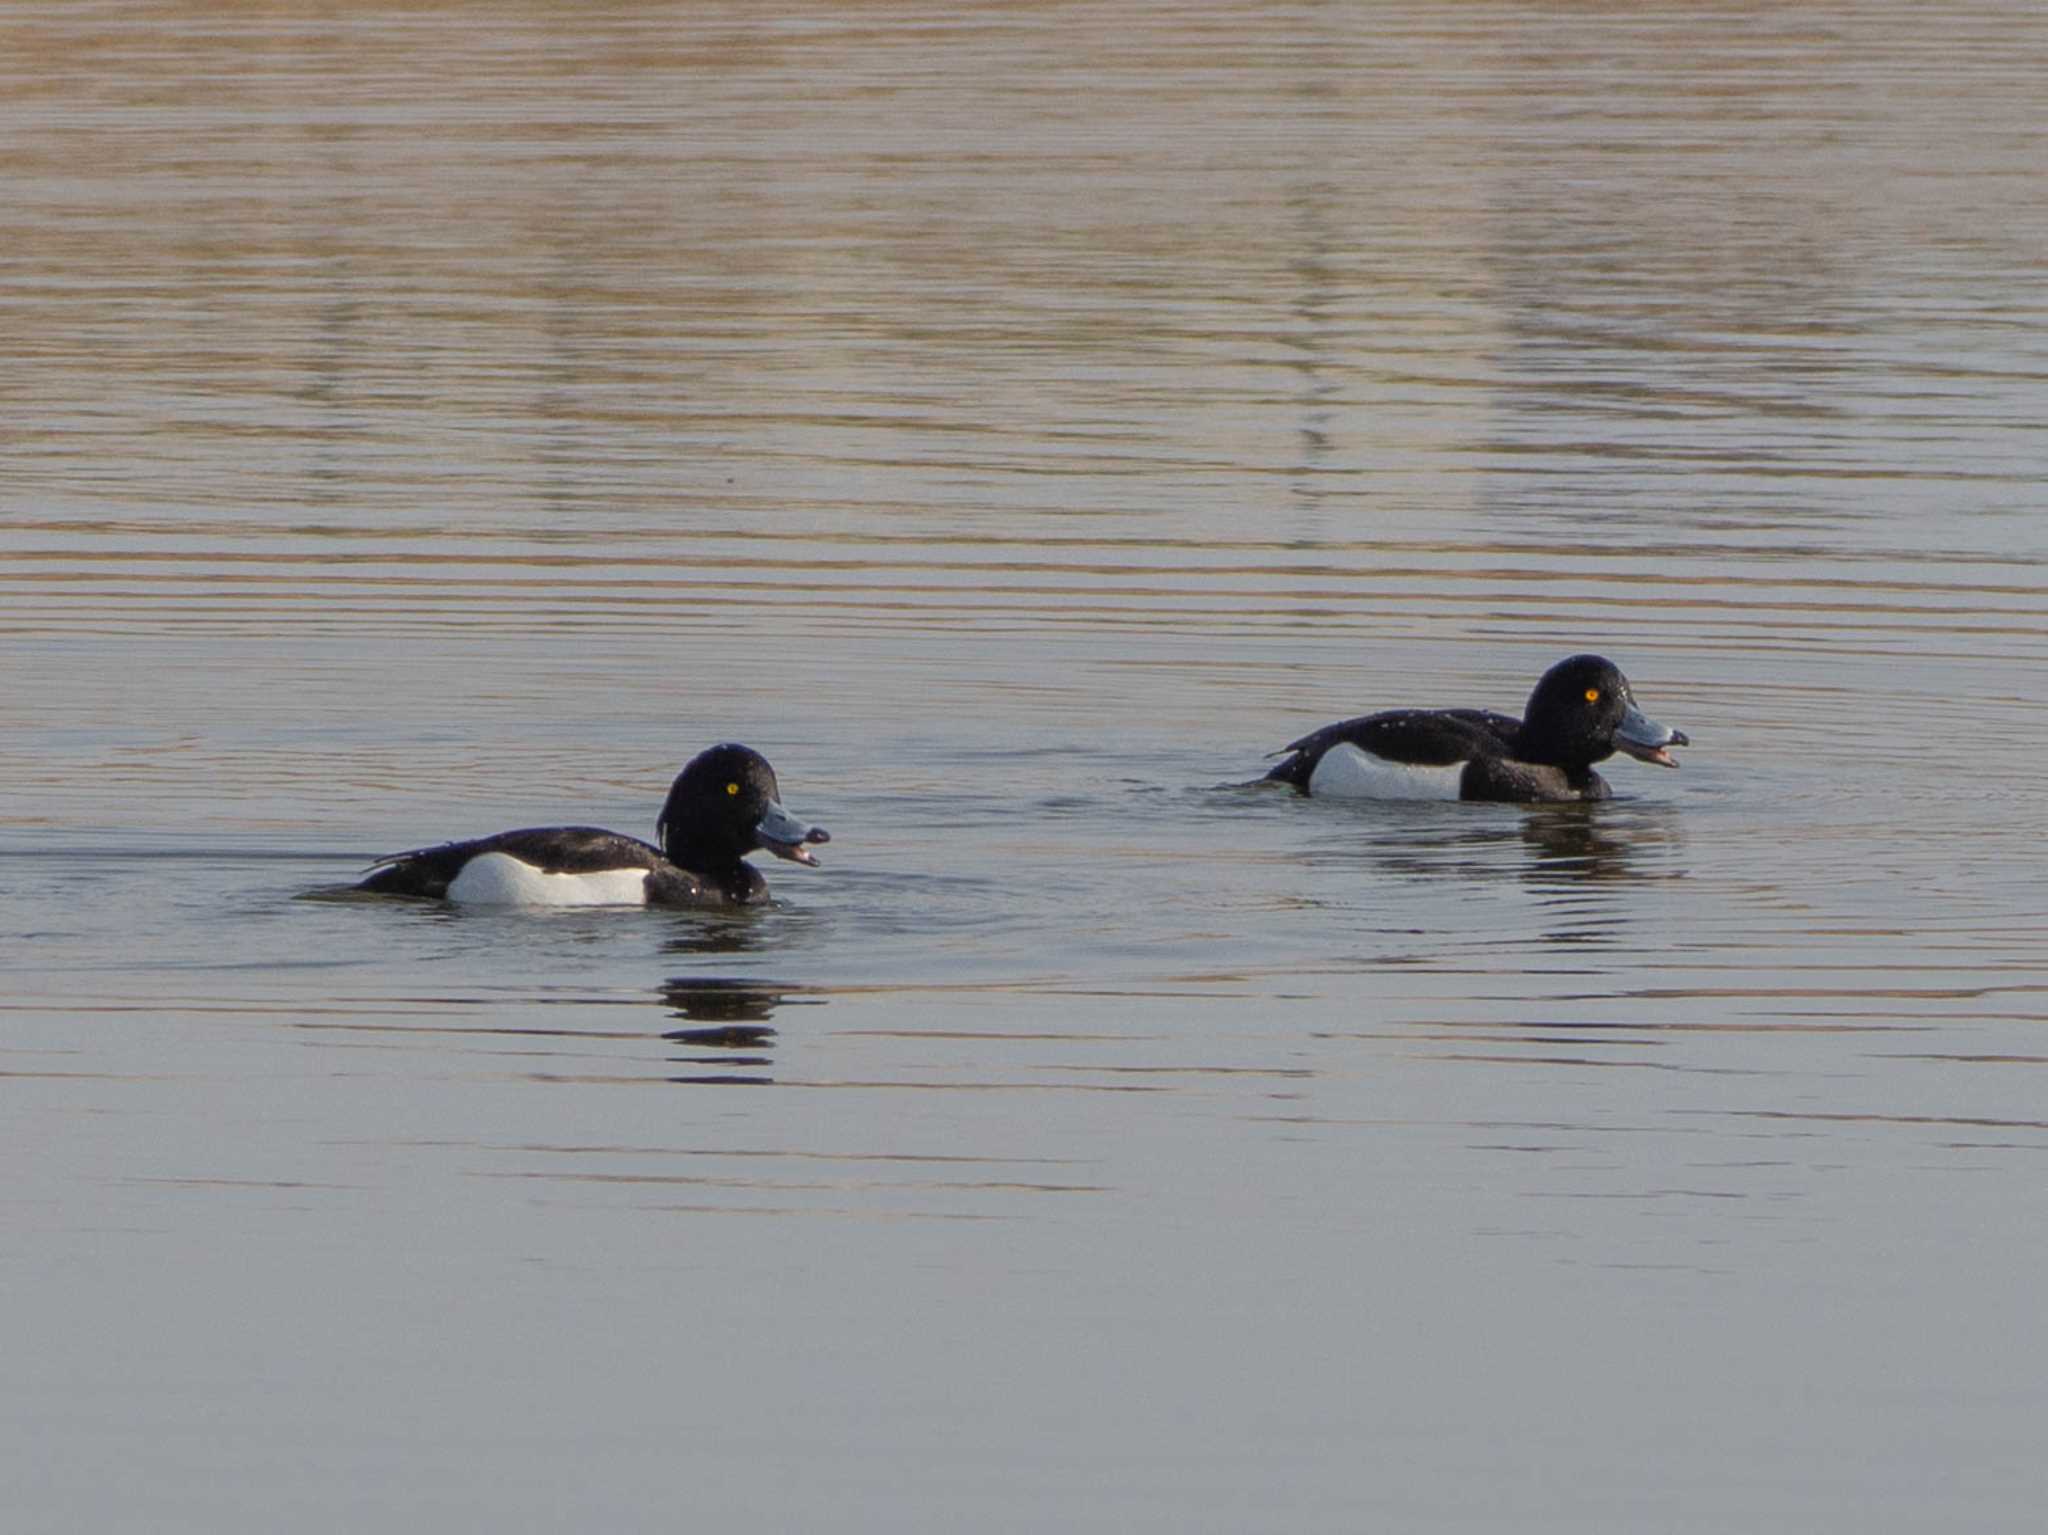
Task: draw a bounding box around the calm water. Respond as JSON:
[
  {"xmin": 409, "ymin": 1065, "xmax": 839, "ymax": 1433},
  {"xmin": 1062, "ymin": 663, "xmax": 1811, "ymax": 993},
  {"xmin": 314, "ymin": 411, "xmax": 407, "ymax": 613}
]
[{"xmin": 6, "ymin": 3, "xmax": 2048, "ymax": 1529}]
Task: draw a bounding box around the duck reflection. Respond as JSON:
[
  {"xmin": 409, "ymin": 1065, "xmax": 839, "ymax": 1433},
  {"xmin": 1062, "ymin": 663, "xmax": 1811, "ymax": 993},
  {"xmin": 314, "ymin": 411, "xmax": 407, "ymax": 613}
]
[
  {"xmin": 658, "ymin": 976, "xmax": 823, "ymax": 1084},
  {"xmin": 1515, "ymin": 804, "xmax": 1685, "ymax": 949},
  {"xmin": 1323, "ymin": 802, "xmax": 1680, "ymax": 888},
  {"xmin": 1301, "ymin": 801, "xmax": 1685, "ymax": 952},
  {"xmin": 1517, "ymin": 804, "xmax": 1677, "ymax": 884},
  {"xmin": 660, "ymin": 914, "xmax": 774, "ymax": 958},
  {"xmin": 660, "ymin": 905, "xmax": 823, "ymax": 958}
]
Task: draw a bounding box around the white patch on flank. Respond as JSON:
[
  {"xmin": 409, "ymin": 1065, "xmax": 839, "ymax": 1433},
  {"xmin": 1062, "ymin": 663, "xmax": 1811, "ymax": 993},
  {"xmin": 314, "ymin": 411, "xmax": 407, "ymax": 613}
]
[
  {"xmin": 445, "ymin": 852, "xmax": 651, "ymax": 907},
  {"xmin": 1306, "ymin": 744, "xmax": 1467, "ymax": 801}
]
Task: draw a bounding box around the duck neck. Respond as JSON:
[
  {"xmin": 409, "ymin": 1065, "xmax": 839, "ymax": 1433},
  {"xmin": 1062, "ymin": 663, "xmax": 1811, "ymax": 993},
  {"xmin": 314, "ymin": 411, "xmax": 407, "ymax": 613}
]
[
  {"xmin": 1513, "ymin": 718, "xmax": 1599, "ymax": 773},
  {"xmin": 663, "ymin": 828, "xmax": 765, "ymax": 904}
]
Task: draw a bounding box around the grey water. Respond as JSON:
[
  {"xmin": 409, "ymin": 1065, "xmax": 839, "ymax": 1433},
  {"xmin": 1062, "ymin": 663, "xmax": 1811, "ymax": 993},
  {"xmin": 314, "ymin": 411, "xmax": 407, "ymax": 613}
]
[{"xmin": 6, "ymin": 3, "xmax": 2048, "ymax": 1529}]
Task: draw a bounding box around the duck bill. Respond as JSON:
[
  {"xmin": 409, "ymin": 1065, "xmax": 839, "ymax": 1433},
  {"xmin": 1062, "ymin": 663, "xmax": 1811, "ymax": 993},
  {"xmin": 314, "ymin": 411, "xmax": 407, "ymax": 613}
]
[
  {"xmin": 1614, "ymin": 704, "xmax": 1689, "ymax": 768},
  {"xmin": 755, "ymin": 799, "xmax": 830, "ymax": 865}
]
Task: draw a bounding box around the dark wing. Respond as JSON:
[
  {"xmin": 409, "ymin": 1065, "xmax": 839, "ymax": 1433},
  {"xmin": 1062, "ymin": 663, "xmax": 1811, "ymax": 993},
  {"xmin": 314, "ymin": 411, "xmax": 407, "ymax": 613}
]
[
  {"xmin": 1438, "ymin": 708, "xmax": 1521, "ymax": 750},
  {"xmin": 1265, "ymin": 708, "xmax": 1507, "ymax": 791},
  {"xmin": 357, "ymin": 825, "xmax": 664, "ymax": 898}
]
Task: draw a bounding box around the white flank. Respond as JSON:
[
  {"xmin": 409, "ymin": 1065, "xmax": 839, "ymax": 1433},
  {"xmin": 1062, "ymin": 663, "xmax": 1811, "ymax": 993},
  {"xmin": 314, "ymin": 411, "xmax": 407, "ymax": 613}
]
[
  {"xmin": 1306, "ymin": 744, "xmax": 1467, "ymax": 801},
  {"xmin": 445, "ymin": 853, "xmax": 651, "ymax": 907}
]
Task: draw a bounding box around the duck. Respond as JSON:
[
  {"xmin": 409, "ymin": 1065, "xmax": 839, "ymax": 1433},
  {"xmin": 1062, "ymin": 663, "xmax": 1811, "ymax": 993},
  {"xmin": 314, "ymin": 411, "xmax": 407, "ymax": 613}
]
[
  {"xmin": 1264, "ymin": 654, "xmax": 1688, "ymax": 803},
  {"xmin": 355, "ymin": 743, "xmax": 828, "ymax": 906}
]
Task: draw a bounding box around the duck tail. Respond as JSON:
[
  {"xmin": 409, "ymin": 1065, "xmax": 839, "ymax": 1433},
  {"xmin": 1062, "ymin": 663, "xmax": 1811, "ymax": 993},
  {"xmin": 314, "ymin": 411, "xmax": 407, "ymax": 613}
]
[{"xmin": 1262, "ymin": 749, "xmax": 1314, "ymax": 792}]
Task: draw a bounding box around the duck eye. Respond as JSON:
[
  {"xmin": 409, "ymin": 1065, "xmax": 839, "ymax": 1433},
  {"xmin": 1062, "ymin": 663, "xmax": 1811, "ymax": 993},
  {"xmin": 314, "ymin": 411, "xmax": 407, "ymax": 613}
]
[
  {"xmin": 726, "ymin": 782, "xmax": 739, "ymax": 796},
  {"xmin": 1584, "ymin": 688, "xmax": 1601, "ymax": 702}
]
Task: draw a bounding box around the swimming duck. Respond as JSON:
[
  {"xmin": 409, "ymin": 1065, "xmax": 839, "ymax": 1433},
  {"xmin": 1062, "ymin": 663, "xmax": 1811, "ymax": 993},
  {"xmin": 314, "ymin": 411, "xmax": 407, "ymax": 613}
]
[
  {"xmin": 356, "ymin": 743, "xmax": 828, "ymax": 906},
  {"xmin": 1265, "ymin": 654, "xmax": 1688, "ymax": 803}
]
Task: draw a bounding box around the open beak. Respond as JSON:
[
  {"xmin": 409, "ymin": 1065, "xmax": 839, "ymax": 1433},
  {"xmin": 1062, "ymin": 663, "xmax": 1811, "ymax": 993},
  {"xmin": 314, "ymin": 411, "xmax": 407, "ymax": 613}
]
[
  {"xmin": 755, "ymin": 799, "xmax": 830, "ymax": 866},
  {"xmin": 1614, "ymin": 703, "xmax": 1689, "ymax": 768}
]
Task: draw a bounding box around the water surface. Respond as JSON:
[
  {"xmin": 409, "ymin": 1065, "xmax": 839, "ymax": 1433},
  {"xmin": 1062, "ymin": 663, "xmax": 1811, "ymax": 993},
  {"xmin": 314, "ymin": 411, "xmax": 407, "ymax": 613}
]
[{"xmin": 6, "ymin": 4, "xmax": 2048, "ymax": 1529}]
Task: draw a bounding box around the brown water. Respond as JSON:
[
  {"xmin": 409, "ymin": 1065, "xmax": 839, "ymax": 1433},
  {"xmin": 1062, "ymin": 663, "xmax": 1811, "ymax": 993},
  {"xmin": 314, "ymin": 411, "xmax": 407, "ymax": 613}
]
[{"xmin": 6, "ymin": 4, "xmax": 2048, "ymax": 1529}]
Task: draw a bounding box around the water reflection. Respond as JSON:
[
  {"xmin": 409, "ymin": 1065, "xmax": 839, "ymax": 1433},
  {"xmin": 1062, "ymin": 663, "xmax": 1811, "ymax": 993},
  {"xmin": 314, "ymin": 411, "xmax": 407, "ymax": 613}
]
[
  {"xmin": 660, "ymin": 907, "xmax": 824, "ymax": 957},
  {"xmin": 660, "ymin": 975, "xmax": 810, "ymax": 1027},
  {"xmin": 658, "ymin": 975, "xmax": 822, "ymax": 1085},
  {"xmin": 1518, "ymin": 803, "xmax": 1682, "ymax": 885},
  {"xmin": 1309, "ymin": 801, "xmax": 1682, "ymax": 891}
]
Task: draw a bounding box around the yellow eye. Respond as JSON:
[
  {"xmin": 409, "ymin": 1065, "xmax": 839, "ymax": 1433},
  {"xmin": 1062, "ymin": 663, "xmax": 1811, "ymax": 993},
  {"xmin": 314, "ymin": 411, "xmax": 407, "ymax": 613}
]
[
  {"xmin": 726, "ymin": 782, "xmax": 739, "ymax": 796},
  {"xmin": 1584, "ymin": 688, "xmax": 1601, "ymax": 702}
]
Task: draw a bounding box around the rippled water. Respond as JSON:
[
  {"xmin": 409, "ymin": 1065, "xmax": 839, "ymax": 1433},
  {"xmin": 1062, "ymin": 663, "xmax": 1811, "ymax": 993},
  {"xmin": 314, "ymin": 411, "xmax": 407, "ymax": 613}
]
[{"xmin": 7, "ymin": 3, "xmax": 2048, "ymax": 1529}]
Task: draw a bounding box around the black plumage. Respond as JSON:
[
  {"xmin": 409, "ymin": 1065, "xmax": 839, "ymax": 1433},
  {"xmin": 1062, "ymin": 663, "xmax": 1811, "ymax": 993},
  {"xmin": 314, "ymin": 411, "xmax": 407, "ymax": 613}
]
[
  {"xmin": 356, "ymin": 744, "xmax": 827, "ymax": 907},
  {"xmin": 1265, "ymin": 655, "xmax": 1687, "ymax": 804}
]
